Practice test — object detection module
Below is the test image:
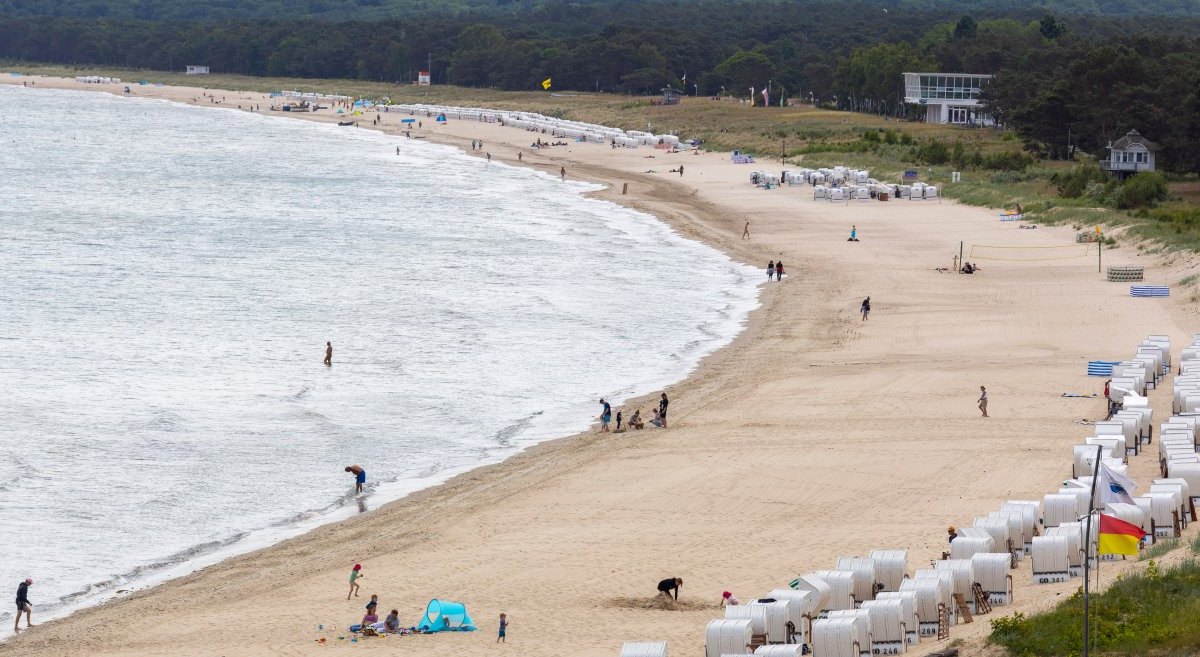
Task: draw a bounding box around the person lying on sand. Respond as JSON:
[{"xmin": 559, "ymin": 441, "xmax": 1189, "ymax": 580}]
[{"xmin": 657, "ymin": 577, "xmax": 682, "ymax": 600}]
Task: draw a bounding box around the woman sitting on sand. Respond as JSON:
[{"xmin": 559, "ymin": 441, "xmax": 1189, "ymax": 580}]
[
  {"xmin": 362, "ymin": 608, "xmax": 379, "ymax": 627},
  {"xmin": 629, "ymin": 409, "xmax": 643, "ymax": 430}
]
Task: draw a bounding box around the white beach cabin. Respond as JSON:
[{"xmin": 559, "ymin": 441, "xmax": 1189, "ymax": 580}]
[
  {"xmin": 875, "ymin": 592, "xmax": 920, "ymax": 645},
  {"xmin": 1044, "ymin": 526, "xmax": 1085, "ymax": 576},
  {"xmin": 834, "ymin": 557, "xmax": 878, "ymax": 604},
  {"xmin": 970, "ymin": 553, "xmax": 1013, "ymax": 605},
  {"xmin": 811, "ymin": 571, "xmax": 857, "ymax": 612},
  {"xmin": 859, "ymin": 599, "xmax": 909, "ymax": 654},
  {"xmin": 950, "ymin": 535, "xmax": 995, "ymax": 560},
  {"xmin": 1031, "ymin": 535, "xmax": 1071, "ymax": 584},
  {"xmin": 898, "ymin": 578, "xmax": 949, "ymax": 637},
  {"xmin": 706, "ymin": 619, "xmax": 753, "ymax": 657},
  {"xmin": 868, "ymin": 550, "xmax": 908, "ymax": 592},
  {"xmin": 790, "ymin": 575, "xmax": 833, "ymax": 618},
  {"xmin": 754, "ymin": 645, "xmax": 805, "ymax": 657},
  {"xmin": 621, "ymin": 642, "xmax": 668, "ymax": 657},
  {"xmin": 811, "ymin": 615, "xmax": 871, "ymax": 657}
]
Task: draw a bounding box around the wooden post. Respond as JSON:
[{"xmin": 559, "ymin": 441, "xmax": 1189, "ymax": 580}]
[{"xmin": 622, "ymin": 183, "xmax": 628, "ymax": 195}]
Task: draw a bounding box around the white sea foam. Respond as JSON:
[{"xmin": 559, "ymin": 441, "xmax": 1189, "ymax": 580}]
[{"xmin": 0, "ymin": 86, "xmax": 759, "ymax": 626}]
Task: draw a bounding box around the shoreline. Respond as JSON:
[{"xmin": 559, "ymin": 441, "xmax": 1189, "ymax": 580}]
[
  {"xmin": 4, "ymin": 74, "xmax": 1199, "ymax": 657},
  {"xmin": 0, "ymin": 77, "xmax": 779, "ymax": 641},
  {"xmin": 0, "ymin": 80, "xmax": 768, "ymax": 632}
]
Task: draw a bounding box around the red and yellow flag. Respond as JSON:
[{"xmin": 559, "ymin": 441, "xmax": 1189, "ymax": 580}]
[{"xmin": 1097, "ymin": 514, "xmax": 1145, "ymax": 555}]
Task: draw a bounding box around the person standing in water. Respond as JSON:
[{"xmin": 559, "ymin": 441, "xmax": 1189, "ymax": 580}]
[
  {"xmin": 345, "ymin": 465, "xmax": 366, "ymax": 494},
  {"xmin": 324, "ymin": 341, "xmax": 333, "ymax": 366},
  {"xmin": 560, "ymin": 166, "xmax": 566, "ymax": 181}
]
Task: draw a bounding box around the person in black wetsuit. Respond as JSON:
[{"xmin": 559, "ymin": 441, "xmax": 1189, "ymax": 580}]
[
  {"xmin": 14, "ymin": 578, "xmax": 32, "ymax": 632},
  {"xmin": 659, "ymin": 393, "xmax": 669, "ymax": 428},
  {"xmin": 657, "ymin": 577, "xmax": 682, "ymax": 601}
]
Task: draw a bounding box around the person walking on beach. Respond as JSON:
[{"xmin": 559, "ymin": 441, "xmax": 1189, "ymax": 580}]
[
  {"xmin": 560, "ymin": 166, "xmax": 566, "ymax": 181},
  {"xmin": 13, "ymin": 578, "xmax": 32, "ymax": 632},
  {"xmin": 678, "ymin": 164, "xmax": 684, "ymax": 177},
  {"xmin": 347, "ymin": 564, "xmax": 363, "ymax": 599},
  {"xmin": 345, "ymin": 465, "xmax": 366, "ymax": 494},
  {"xmin": 659, "ymin": 392, "xmax": 669, "ymax": 428},
  {"xmin": 978, "ymin": 386, "xmax": 989, "ymax": 417},
  {"xmin": 657, "ymin": 577, "xmax": 682, "ymax": 601},
  {"xmin": 775, "ymin": 260, "xmax": 784, "ymax": 280},
  {"xmin": 518, "ymin": 151, "xmax": 523, "ymax": 162},
  {"xmin": 860, "ymin": 296, "xmax": 871, "ymax": 320},
  {"xmin": 743, "ymin": 221, "xmax": 750, "ymax": 240},
  {"xmin": 497, "ymin": 612, "xmax": 508, "ymax": 643},
  {"xmin": 598, "ymin": 398, "xmax": 612, "ymax": 432},
  {"xmin": 324, "ymin": 341, "xmax": 333, "ymax": 366},
  {"xmin": 767, "ymin": 260, "xmax": 774, "ymax": 281}
]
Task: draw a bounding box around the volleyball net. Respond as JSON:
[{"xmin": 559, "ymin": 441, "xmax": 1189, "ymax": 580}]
[{"xmin": 966, "ymin": 243, "xmax": 1094, "ymax": 262}]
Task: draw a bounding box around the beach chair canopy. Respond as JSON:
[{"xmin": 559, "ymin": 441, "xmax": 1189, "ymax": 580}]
[{"xmin": 415, "ymin": 599, "xmax": 476, "ymax": 631}]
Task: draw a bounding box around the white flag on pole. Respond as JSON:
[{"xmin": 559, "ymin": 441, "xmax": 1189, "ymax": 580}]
[{"xmin": 1098, "ymin": 461, "xmax": 1137, "ymax": 505}]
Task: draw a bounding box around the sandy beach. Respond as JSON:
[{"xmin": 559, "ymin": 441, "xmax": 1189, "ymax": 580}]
[{"xmin": 3, "ymin": 75, "xmax": 1199, "ymax": 657}]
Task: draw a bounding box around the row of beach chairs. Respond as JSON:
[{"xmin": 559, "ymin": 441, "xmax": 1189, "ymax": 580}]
[{"xmin": 622, "ymin": 334, "xmax": 1195, "ymax": 657}]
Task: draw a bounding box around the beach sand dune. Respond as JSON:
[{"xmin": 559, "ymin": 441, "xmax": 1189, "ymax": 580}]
[{"xmin": 2, "ymin": 76, "xmax": 1198, "ymax": 657}]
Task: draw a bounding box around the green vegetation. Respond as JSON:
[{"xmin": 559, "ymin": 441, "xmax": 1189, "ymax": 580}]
[
  {"xmin": 989, "ymin": 559, "xmax": 1200, "ymax": 657},
  {"xmin": 5, "ymin": 0, "xmax": 1200, "ymax": 22}
]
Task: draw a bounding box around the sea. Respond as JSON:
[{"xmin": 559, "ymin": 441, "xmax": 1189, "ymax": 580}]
[{"xmin": 0, "ymin": 83, "xmax": 759, "ymax": 627}]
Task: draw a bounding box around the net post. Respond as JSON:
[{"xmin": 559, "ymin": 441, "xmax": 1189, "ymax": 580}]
[{"xmin": 1098, "ymin": 238, "xmax": 1102, "ymax": 274}]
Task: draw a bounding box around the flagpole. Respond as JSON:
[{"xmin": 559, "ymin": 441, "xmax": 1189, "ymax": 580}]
[{"xmin": 1082, "ymin": 444, "xmax": 1103, "ymax": 657}]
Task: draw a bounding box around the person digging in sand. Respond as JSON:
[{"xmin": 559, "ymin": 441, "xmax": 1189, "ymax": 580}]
[{"xmin": 657, "ymin": 577, "xmax": 682, "ymax": 601}]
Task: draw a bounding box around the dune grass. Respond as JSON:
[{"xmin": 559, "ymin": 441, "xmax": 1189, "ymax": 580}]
[{"xmin": 989, "ymin": 559, "xmax": 1200, "ymax": 657}]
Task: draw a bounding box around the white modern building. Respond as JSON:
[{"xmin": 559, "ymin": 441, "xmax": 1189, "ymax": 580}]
[
  {"xmin": 185, "ymin": 65, "xmax": 210, "ymax": 75},
  {"xmin": 903, "ymin": 72, "xmax": 992, "ymax": 125}
]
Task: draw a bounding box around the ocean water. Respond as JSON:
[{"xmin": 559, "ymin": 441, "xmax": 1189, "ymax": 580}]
[{"xmin": 0, "ymin": 84, "xmax": 758, "ymax": 625}]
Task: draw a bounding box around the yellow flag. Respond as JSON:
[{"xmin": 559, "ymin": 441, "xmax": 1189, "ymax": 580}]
[
  {"xmin": 541, "ymin": 78, "xmax": 552, "ymax": 90},
  {"xmin": 1095, "ymin": 225, "xmax": 1102, "ymax": 235}
]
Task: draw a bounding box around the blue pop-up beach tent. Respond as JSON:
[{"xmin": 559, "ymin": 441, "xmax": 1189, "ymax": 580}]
[{"xmin": 416, "ymin": 599, "xmax": 476, "ymax": 632}]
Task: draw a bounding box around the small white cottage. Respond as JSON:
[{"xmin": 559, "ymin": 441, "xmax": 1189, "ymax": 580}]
[
  {"xmin": 1102, "ymin": 129, "xmax": 1158, "ymax": 178},
  {"xmin": 185, "ymin": 65, "xmax": 210, "ymax": 75}
]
